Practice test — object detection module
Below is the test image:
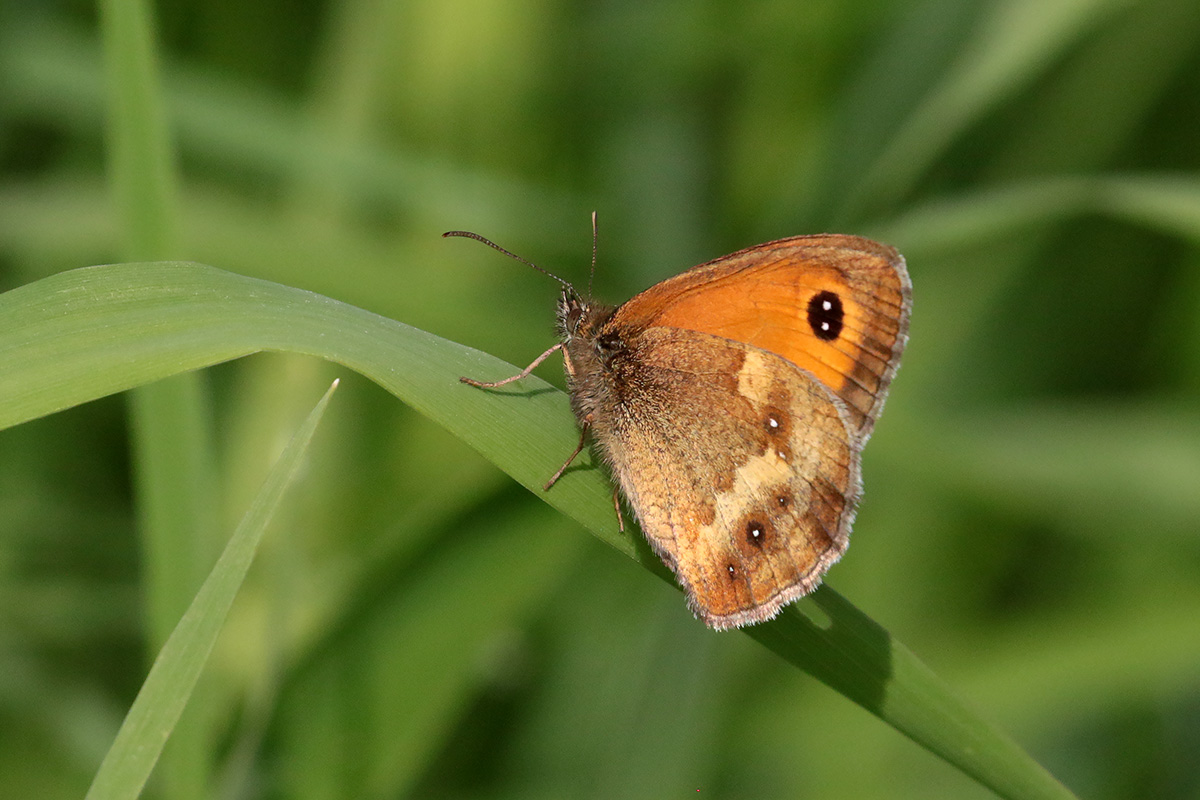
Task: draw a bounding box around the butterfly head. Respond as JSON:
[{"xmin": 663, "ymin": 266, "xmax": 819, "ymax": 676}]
[
  {"xmin": 557, "ymin": 287, "xmax": 616, "ymax": 347},
  {"xmin": 556, "ymin": 287, "xmax": 587, "ymax": 338}
]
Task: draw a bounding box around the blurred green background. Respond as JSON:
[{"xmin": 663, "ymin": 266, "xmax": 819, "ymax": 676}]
[{"xmin": 3, "ymin": 0, "xmax": 1200, "ymax": 798}]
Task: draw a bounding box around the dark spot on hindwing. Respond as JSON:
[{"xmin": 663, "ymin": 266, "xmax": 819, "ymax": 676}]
[
  {"xmin": 762, "ymin": 404, "xmax": 794, "ymax": 462},
  {"xmin": 734, "ymin": 487, "xmax": 798, "ymax": 559},
  {"xmin": 745, "ymin": 519, "xmax": 767, "ymax": 549},
  {"xmin": 807, "ymin": 290, "xmax": 844, "ymax": 341},
  {"xmin": 763, "ymin": 405, "xmax": 790, "ymax": 437}
]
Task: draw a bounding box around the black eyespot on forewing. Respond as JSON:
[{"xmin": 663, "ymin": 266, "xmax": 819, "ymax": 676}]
[{"xmin": 807, "ymin": 290, "xmax": 844, "ymax": 342}]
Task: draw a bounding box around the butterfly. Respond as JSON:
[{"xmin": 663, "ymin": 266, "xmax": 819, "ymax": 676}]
[{"xmin": 449, "ymin": 222, "xmax": 910, "ymax": 629}]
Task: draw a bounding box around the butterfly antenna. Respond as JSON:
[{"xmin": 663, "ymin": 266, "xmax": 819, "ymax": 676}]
[
  {"xmin": 442, "ymin": 229, "xmax": 572, "ymax": 290},
  {"xmin": 588, "ymin": 210, "xmax": 598, "ymax": 298}
]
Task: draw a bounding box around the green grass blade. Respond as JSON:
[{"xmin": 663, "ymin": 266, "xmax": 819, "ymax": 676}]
[
  {"xmin": 99, "ymin": 0, "xmax": 178, "ymax": 261},
  {"xmin": 749, "ymin": 592, "xmax": 1076, "ymax": 800},
  {"xmin": 84, "ymin": 379, "xmax": 338, "ymax": 800},
  {"xmin": 872, "ymin": 175, "xmax": 1200, "ymax": 255},
  {"xmin": 98, "ymin": 4, "xmax": 217, "ymax": 797},
  {"xmin": 0, "ymin": 262, "xmax": 1074, "ymax": 798},
  {"xmin": 843, "ymin": 0, "xmax": 1128, "ymax": 219}
]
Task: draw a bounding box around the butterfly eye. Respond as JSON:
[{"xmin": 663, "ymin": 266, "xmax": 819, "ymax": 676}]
[
  {"xmin": 806, "ymin": 290, "xmax": 844, "ymax": 341},
  {"xmin": 557, "ymin": 296, "xmax": 584, "ymax": 333}
]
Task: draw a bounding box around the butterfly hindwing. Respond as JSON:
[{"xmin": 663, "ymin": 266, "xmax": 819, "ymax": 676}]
[{"xmin": 585, "ymin": 325, "xmax": 860, "ymax": 629}]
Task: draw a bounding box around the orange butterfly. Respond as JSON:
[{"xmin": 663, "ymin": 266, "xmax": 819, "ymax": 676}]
[{"xmin": 451, "ymin": 224, "xmax": 910, "ymax": 629}]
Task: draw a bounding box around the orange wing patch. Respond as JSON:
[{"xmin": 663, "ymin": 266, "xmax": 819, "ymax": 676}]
[{"xmin": 612, "ymin": 235, "xmax": 910, "ymax": 435}]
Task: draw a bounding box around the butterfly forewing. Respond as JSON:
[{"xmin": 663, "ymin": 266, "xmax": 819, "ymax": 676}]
[{"xmin": 611, "ymin": 234, "xmax": 910, "ymax": 437}]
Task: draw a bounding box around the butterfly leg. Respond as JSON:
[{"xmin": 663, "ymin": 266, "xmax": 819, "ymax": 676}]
[
  {"xmin": 611, "ymin": 487, "xmax": 625, "ymax": 532},
  {"xmin": 461, "ymin": 342, "xmax": 564, "ymax": 388},
  {"xmin": 543, "ymin": 424, "xmax": 589, "ymax": 491}
]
